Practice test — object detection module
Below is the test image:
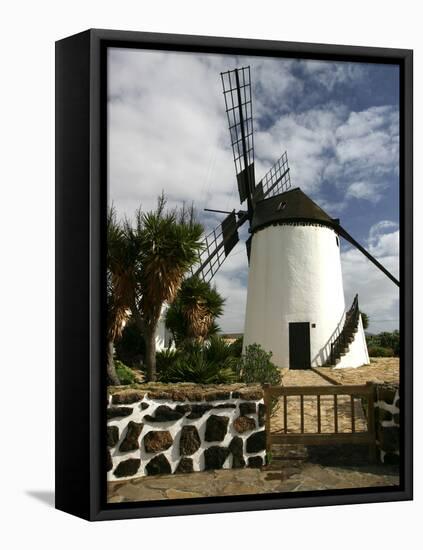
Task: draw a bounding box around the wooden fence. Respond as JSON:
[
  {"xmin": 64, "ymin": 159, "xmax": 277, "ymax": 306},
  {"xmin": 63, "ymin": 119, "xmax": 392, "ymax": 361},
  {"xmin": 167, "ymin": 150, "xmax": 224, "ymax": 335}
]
[{"xmin": 262, "ymin": 382, "xmax": 376, "ymax": 461}]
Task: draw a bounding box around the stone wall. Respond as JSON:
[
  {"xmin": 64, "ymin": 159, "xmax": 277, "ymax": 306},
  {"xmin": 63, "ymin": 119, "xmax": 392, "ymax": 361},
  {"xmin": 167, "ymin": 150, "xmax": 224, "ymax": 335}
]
[
  {"xmin": 107, "ymin": 385, "xmax": 266, "ymax": 480},
  {"xmin": 374, "ymin": 383, "xmax": 400, "ymax": 464}
]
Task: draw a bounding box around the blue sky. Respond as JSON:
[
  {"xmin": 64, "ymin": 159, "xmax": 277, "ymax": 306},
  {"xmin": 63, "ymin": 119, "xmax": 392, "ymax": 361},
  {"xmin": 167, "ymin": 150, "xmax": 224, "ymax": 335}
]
[{"xmin": 108, "ymin": 48, "xmax": 400, "ymax": 334}]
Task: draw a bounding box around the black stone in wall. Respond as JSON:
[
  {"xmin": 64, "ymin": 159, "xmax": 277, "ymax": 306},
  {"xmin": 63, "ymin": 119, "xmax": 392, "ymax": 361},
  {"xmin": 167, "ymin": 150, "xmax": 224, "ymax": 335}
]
[
  {"xmin": 114, "ymin": 458, "xmax": 141, "ymax": 478},
  {"xmin": 119, "ymin": 421, "xmax": 144, "ymax": 452},
  {"xmin": 145, "ymin": 454, "xmax": 172, "ymax": 476},
  {"xmin": 248, "ymin": 456, "xmax": 263, "ymax": 468},
  {"xmin": 107, "ymin": 425, "xmax": 119, "ymax": 448},
  {"xmin": 205, "ymin": 415, "xmax": 229, "ymax": 442},
  {"xmin": 239, "ymin": 402, "xmax": 256, "ymax": 416},
  {"xmin": 107, "ymin": 406, "xmax": 133, "ymax": 419},
  {"xmin": 246, "ymin": 430, "xmax": 266, "ymax": 453},
  {"xmin": 229, "ymin": 436, "xmax": 245, "ymax": 469},
  {"xmin": 204, "ymin": 446, "xmax": 230, "ymax": 470},
  {"xmin": 186, "ymin": 404, "xmax": 213, "ymax": 419},
  {"xmin": 175, "ymin": 457, "xmax": 194, "ymax": 474},
  {"xmin": 143, "ymin": 430, "xmax": 173, "ymax": 453},
  {"xmin": 107, "ymin": 449, "xmax": 113, "ymax": 472},
  {"xmin": 379, "ymin": 426, "xmax": 400, "ymax": 453},
  {"xmin": 144, "ymin": 405, "xmax": 184, "ymax": 422},
  {"xmin": 179, "ymin": 425, "xmax": 201, "ymax": 456},
  {"xmin": 258, "ymin": 403, "xmax": 266, "ymax": 427},
  {"xmin": 377, "ymin": 385, "xmax": 397, "ymax": 405}
]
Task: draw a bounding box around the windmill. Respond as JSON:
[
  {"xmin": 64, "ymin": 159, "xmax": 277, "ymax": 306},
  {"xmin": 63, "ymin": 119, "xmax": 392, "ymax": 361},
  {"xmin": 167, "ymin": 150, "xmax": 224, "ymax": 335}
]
[{"xmin": 192, "ymin": 66, "xmax": 399, "ymax": 369}]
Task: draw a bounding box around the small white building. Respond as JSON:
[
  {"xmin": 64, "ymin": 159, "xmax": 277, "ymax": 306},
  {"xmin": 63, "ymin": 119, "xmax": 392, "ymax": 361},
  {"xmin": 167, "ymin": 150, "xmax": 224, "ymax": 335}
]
[
  {"xmin": 155, "ymin": 304, "xmax": 174, "ymax": 352},
  {"xmin": 243, "ymin": 188, "xmax": 369, "ymax": 369}
]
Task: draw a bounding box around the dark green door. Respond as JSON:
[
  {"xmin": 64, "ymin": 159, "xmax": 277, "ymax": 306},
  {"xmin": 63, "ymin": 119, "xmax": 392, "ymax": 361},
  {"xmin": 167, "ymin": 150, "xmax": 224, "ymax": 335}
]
[{"xmin": 289, "ymin": 322, "xmax": 311, "ymax": 369}]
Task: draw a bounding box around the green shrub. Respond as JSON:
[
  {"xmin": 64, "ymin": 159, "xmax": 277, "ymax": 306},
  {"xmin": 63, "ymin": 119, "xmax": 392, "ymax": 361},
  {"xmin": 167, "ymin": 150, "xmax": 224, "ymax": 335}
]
[
  {"xmin": 156, "ymin": 348, "xmax": 181, "ymax": 378},
  {"xmin": 367, "ymin": 345, "xmax": 394, "ymax": 357},
  {"xmin": 115, "ymin": 360, "xmax": 136, "ymax": 385},
  {"xmin": 156, "ymin": 337, "xmax": 237, "ymax": 384},
  {"xmin": 159, "ymin": 351, "xmax": 237, "ymax": 384},
  {"xmin": 366, "ymin": 330, "xmax": 400, "ymax": 357},
  {"xmin": 236, "ymin": 344, "xmax": 281, "ymax": 385},
  {"xmin": 228, "ymin": 336, "xmax": 243, "ymax": 357},
  {"xmin": 205, "ymin": 336, "xmax": 239, "ymax": 369}
]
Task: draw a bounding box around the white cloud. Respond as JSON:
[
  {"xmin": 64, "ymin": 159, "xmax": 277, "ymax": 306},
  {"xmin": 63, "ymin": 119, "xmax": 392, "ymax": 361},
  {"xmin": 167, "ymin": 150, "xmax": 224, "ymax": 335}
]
[
  {"xmin": 256, "ymin": 104, "xmax": 399, "ymax": 204},
  {"xmin": 341, "ymin": 220, "xmax": 399, "ymax": 334},
  {"xmin": 108, "ymin": 48, "xmax": 238, "ymax": 221},
  {"xmin": 108, "ymin": 48, "xmax": 399, "ymax": 335},
  {"xmin": 300, "ymin": 59, "xmax": 366, "ymax": 92},
  {"xmin": 346, "ymin": 181, "xmax": 381, "ymax": 202},
  {"xmin": 108, "ymin": 50, "xmax": 394, "ymax": 222}
]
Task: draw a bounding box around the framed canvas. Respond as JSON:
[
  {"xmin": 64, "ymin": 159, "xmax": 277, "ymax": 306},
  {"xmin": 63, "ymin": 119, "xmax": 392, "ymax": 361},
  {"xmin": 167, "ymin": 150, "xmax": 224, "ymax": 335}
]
[{"xmin": 55, "ymin": 28, "xmax": 413, "ymax": 521}]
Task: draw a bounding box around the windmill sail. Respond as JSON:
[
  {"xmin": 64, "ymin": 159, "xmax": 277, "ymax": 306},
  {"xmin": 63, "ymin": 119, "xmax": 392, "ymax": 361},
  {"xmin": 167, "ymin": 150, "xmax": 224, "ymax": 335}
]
[
  {"xmin": 191, "ymin": 211, "xmax": 248, "ymax": 284},
  {"xmin": 260, "ymin": 151, "xmax": 292, "ymax": 200},
  {"xmin": 221, "ymin": 67, "xmax": 255, "ymax": 205}
]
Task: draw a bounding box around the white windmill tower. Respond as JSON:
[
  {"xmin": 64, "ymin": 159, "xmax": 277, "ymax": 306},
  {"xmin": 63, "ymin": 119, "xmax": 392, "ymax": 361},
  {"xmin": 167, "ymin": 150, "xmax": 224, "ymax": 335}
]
[{"xmin": 192, "ymin": 66, "xmax": 399, "ymax": 369}]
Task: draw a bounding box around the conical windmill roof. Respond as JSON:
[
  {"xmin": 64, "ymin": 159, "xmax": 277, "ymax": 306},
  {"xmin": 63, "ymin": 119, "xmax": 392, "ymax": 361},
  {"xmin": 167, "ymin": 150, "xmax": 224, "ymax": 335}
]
[{"xmin": 251, "ymin": 187, "xmax": 338, "ymax": 234}]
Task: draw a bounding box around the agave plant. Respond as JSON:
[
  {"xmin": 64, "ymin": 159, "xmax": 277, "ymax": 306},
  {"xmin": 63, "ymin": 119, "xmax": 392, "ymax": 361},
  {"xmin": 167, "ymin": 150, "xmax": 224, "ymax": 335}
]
[
  {"xmin": 157, "ymin": 336, "xmax": 239, "ymax": 384},
  {"xmin": 159, "ymin": 349, "xmax": 237, "ymax": 385},
  {"xmin": 203, "ymin": 335, "xmax": 239, "ymax": 369}
]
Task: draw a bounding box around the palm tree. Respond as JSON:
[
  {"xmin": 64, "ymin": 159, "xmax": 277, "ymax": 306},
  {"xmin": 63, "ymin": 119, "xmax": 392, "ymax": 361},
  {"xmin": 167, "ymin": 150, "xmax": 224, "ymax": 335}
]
[
  {"xmin": 106, "ymin": 207, "xmax": 137, "ymax": 385},
  {"xmin": 127, "ymin": 196, "xmax": 203, "ymax": 381},
  {"xmin": 165, "ymin": 276, "xmax": 225, "ymax": 346}
]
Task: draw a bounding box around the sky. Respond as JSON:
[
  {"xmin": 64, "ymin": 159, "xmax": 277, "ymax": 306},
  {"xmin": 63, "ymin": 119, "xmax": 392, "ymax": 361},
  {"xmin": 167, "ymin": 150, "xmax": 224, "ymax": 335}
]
[{"xmin": 108, "ymin": 47, "xmax": 400, "ymax": 335}]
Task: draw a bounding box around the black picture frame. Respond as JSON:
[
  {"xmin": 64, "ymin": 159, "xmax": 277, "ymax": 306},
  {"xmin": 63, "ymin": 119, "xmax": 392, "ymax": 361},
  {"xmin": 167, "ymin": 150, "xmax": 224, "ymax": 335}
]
[{"xmin": 55, "ymin": 28, "xmax": 413, "ymax": 521}]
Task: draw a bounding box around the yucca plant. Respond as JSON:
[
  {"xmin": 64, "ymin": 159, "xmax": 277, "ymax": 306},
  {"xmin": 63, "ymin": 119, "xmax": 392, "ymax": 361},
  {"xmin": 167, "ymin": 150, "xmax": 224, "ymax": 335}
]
[
  {"xmin": 127, "ymin": 196, "xmax": 204, "ymax": 381},
  {"xmin": 165, "ymin": 276, "xmax": 225, "ymax": 346},
  {"xmin": 107, "ymin": 207, "xmax": 138, "ymax": 385}
]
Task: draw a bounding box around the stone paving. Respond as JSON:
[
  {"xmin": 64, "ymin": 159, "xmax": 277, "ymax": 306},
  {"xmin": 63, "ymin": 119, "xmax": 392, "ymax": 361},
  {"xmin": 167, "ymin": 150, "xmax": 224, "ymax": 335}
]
[{"xmin": 108, "ymin": 444, "xmax": 399, "ymax": 502}]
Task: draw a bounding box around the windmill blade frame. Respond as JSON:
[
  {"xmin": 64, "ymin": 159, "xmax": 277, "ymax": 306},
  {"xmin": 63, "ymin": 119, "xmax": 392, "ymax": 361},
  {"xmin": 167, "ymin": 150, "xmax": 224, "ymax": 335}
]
[
  {"xmin": 221, "ymin": 66, "xmax": 255, "ymax": 206},
  {"xmin": 259, "ymin": 151, "xmax": 292, "ymax": 200},
  {"xmin": 191, "ymin": 210, "xmax": 249, "ymax": 284}
]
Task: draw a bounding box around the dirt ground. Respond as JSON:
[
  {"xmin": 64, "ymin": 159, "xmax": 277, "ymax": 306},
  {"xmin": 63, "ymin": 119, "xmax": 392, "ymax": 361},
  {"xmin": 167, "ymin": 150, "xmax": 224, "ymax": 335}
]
[
  {"xmin": 314, "ymin": 357, "xmax": 400, "ymax": 385},
  {"xmin": 271, "ymin": 358, "xmax": 400, "ymax": 435}
]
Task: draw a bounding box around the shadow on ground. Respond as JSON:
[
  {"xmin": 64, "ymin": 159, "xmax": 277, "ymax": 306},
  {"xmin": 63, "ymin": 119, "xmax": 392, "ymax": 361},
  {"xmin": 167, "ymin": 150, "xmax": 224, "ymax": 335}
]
[
  {"xmin": 264, "ymin": 444, "xmax": 399, "ymax": 482},
  {"xmin": 26, "ymin": 490, "xmax": 55, "ymax": 508}
]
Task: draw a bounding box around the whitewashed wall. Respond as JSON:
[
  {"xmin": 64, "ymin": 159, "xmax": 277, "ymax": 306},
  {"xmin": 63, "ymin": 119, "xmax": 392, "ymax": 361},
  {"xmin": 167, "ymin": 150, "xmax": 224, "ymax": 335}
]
[
  {"xmin": 107, "ymin": 389, "xmax": 266, "ymax": 480},
  {"xmin": 244, "ymin": 223, "xmax": 350, "ymax": 367},
  {"xmin": 336, "ymin": 315, "xmax": 370, "ymax": 368}
]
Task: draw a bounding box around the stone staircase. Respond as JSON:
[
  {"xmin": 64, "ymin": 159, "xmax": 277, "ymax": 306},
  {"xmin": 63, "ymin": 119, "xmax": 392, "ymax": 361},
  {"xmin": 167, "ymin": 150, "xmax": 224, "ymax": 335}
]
[{"xmin": 325, "ymin": 294, "xmax": 360, "ymax": 367}]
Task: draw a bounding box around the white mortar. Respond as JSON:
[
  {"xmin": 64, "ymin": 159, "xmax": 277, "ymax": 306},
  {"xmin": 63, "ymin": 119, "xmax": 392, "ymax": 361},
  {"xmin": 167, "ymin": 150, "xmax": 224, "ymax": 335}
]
[{"xmin": 108, "ymin": 395, "xmax": 265, "ymax": 481}]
